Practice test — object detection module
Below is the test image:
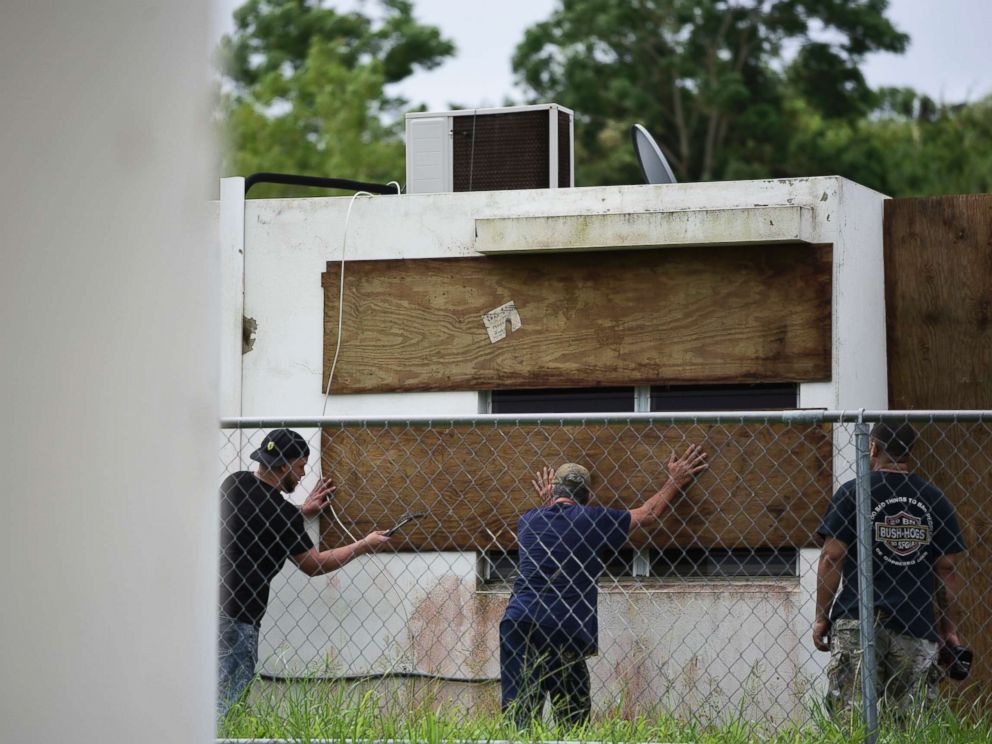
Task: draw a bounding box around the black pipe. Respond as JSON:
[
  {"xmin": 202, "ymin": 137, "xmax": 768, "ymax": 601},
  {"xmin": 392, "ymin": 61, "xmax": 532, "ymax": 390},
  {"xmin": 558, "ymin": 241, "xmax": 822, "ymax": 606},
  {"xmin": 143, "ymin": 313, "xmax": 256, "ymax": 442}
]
[
  {"xmin": 244, "ymin": 172, "xmax": 399, "ymax": 196},
  {"xmin": 260, "ymin": 671, "xmax": 498, "ymax": 684}
]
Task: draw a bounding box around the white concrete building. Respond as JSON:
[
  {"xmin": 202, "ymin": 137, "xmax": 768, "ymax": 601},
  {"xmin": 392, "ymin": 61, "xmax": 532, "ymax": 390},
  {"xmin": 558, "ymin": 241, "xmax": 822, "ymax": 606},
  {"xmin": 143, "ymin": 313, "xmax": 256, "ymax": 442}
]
[{"xmin": 216, "ymin": 172, "xmax": 888, "ymax": 721}]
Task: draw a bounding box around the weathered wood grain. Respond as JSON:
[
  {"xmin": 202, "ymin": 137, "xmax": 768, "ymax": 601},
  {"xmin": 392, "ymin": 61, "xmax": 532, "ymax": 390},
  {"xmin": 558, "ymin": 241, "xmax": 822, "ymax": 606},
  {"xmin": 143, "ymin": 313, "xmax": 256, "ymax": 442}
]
[
  {"xmin": 885, "ymin": 194, "xmax": 992, "ymax": 411},
  {"xmin": 885, "ymin": 194, "xmax": 992, "ymax": 707},
  {"xmin": 317, "ymin": 423, "xmax": 833, "ymax": 552},
  {"xmin": 321, "ymin": 246, "xmax": 832, "ymax": 394}
]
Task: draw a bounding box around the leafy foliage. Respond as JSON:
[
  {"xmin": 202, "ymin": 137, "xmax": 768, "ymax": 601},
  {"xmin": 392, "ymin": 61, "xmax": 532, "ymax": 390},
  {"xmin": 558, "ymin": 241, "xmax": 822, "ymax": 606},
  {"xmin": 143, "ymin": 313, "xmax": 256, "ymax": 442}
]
[
  {"xmin": 218, "ymin": 0, "xmax": 454, "ymax": 198},
  {"xmin": 786, "ymin": 91, "xmax": 992, "ymax": 197},
  {"xmin": 216, "ymin": 0, "xmax": 991, "ymax": 199},
  {"xmin": 511, "ymin": 0, "xmax": 910, "ymax": 186}
]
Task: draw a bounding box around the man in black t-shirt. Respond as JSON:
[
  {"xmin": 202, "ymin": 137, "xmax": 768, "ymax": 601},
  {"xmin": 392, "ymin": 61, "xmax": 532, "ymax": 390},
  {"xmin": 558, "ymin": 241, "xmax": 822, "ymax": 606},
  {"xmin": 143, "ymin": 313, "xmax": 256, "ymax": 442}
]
[
  {"xmin": 218, "ymin": 428, "xmax": 391, "ymax": 717},
  {"xmin": 813, "ymin": 422, "xmax": 966, "ymax": 718}
]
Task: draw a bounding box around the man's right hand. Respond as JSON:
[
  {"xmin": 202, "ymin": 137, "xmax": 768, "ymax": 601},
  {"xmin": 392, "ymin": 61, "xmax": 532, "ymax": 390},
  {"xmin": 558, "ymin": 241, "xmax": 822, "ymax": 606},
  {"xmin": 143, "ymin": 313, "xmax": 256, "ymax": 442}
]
[
  {"xmin": 812, "ymin": 617, "xmax": 832, "ymax": 652},
  {"xmin": 666, "ymin": 443, "xmax": 708, "ymax": 489},
  {"xmin": 362, "ymin": 530, "xmax": 392, "ymax": 552},
  {"xmin": 532, "ymin": 466, "xmax": 555, "ymax": 504}
]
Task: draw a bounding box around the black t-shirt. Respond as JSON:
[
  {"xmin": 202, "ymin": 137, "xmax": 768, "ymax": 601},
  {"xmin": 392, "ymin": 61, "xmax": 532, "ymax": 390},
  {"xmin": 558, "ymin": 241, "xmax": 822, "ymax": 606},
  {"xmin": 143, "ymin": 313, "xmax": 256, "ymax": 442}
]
[
  {"xmin": 817, "ymin": 471, "xmax": 966, "ymax": 640},
  {"xmin": 219, "ymin": 471, "xmax": 313, "ymax": 627}
]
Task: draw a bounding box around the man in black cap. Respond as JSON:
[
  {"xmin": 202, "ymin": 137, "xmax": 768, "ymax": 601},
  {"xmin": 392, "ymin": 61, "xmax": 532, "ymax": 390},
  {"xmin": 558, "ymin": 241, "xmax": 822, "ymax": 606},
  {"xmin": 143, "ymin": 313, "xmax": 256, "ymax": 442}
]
[
  {"xmin": 813, "ymin": 422, "xmax": 966, "ymax": 718},
  {"xmin": 499, "ymin": 445, "xmax": 708, "ymax": 728},
  {"xmin": 217, "ymin": 428, "xmax": 391, "ymax": 717}
]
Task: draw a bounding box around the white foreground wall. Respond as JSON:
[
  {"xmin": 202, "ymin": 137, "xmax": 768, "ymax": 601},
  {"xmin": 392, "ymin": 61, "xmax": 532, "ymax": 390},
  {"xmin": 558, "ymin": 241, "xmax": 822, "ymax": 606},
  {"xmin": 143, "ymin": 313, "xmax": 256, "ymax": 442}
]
[
  {"xmin": 219, "ymin": 175, "xmax": 887, "ymax": 719},
  {"xmin": 1, "ymin": 4, "xmax": 215, "ymax": 743}
]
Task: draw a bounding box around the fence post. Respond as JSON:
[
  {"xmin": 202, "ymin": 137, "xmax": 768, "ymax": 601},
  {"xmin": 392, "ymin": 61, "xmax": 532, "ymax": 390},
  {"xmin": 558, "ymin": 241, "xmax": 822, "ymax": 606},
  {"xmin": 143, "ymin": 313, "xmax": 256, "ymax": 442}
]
[{"xmin": 854, "ymin": 422, "xmax": 879, "ymax": 742}]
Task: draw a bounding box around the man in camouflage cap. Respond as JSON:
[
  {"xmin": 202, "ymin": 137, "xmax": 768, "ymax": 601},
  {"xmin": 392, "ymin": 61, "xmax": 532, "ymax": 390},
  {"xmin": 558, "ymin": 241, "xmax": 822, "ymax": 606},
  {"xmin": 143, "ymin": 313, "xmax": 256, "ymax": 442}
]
[
  {"xmin": 814, "ymin": 422, "xmax": 966, "ymax": 719},
  {"xmin": 499, "ymin": 446, "xmax": 708, "ymax": 728}
]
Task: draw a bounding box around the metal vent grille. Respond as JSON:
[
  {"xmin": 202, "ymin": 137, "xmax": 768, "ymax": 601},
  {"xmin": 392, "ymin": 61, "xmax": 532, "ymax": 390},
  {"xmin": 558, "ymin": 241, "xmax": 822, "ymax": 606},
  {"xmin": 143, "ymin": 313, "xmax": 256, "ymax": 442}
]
[{"xmin": 452, "ymin": 110, "xmax": 551, "ymax": 192}]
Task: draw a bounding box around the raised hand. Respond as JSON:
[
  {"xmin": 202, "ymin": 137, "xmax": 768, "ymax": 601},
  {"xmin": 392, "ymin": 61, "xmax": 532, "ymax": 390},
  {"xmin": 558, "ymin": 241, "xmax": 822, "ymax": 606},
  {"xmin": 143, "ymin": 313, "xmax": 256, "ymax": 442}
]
[
  {"xmin": 532, "ymin": 466, "xmax": 556, "ymax": 504},
  {"xmin": 301, "ymin": 476, "xmax": 336, "ymax": 518},
  {"xmin": 666, "ymin": 444, "xmax": 708, "ymax": 489}
]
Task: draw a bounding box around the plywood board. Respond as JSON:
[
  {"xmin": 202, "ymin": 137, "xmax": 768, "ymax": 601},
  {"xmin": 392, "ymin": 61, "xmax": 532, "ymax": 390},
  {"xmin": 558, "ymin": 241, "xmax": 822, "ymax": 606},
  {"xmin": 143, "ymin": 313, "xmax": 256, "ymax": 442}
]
[
  {"xmin": 885, "ymin": 194, "xmax": 992, "ymax": 411},
  {"xmin": 317, "ymin": 422, "xmax": 833, "ymax": 552},
  {"xmin": 321, "ymin": 246, "xmax": 832, "ymax": 394},
  {"xmin": 884, "ymin": 194, "xmax": 992, "ymax": 707}
]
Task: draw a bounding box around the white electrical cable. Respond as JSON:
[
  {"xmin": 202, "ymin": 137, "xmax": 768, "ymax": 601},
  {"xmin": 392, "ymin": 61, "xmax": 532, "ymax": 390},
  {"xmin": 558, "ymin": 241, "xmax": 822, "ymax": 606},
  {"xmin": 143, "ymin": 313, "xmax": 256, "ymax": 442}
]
[
  {"xmin": 320, "ymin": 190, "xmax": 375, "ymax": 543},
  {"xmin": 322, "ymin": 190, "xmax": 373, "ymax": 415}
]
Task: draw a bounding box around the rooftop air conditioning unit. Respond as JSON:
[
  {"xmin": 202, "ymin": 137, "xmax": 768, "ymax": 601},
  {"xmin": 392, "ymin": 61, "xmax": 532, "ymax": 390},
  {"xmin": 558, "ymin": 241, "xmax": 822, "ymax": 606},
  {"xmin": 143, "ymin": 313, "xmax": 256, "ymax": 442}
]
[{"xmin": 405, "ymin": 104, "xmax": 574, "ymax": 194}]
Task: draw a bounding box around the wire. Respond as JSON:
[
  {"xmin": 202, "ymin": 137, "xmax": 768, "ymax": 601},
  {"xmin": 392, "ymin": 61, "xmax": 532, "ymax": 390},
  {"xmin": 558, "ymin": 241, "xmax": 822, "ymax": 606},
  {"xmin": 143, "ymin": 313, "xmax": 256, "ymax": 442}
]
[
  {"xmin": 320, "ymin": 189, "xmax": 376, "ymax": 543},
  {"xmin": 322, "ymin": 190, "xmax": 372, "ymax": 416}
]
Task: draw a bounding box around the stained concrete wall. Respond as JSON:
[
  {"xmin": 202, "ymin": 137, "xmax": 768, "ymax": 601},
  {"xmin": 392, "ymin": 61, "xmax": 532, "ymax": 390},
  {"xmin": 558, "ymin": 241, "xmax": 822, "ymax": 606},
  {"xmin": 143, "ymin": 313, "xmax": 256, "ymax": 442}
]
[{"xmin": 218, "ymin": 176, "xmax": 888, "ymax": 721}]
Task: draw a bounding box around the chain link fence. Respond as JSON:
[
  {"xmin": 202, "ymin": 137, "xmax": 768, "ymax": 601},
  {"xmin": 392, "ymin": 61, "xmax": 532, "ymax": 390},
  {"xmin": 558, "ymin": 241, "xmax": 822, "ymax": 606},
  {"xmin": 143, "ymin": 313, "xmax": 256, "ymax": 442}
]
[{"xmin": 217, "ymin": 411, "xmax": 991, "ymax": 732}]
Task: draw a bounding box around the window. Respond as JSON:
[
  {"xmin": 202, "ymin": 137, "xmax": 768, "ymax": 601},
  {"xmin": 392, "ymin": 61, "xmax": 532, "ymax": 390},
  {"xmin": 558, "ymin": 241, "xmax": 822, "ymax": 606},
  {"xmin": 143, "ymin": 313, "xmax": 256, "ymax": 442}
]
[
  {"xmin": 488, "ymin": 383, "xmax": 797, "ymax": 414},
  {"xmin": 651, "ymin": 547, "xmax": 798, "ymax": 578},
  {"xmin": 478, "ymin": 547, "xmax": 798, "ymax": 585},
  {"xmin": 491, "ymin": 387, "xmax": 635, "ymax": 414},
  {"xmin": 480, "ymin": 384, "xmax": 800, "ymax": 585},
  {"xmin": 650, "ymin": 383, "xmax": 797, "ymax": 411}
]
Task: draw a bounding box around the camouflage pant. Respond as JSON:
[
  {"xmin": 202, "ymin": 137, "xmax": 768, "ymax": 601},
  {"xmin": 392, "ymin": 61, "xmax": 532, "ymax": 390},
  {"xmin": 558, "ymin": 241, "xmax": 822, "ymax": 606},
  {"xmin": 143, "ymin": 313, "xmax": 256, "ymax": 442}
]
[{"xmin": 825, "ymin": 618, "xmax": 941, "ymax": 719}]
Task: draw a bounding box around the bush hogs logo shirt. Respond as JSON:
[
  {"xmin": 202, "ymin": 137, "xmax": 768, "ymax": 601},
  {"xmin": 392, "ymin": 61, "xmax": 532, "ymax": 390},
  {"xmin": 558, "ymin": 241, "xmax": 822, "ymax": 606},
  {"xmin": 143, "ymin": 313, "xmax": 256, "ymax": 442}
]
[
  {"xmin": 503, "ymin": 503, "xmax": 631, "ymax": 655},
  {"xmin": 219, "ymin": 471, "xmax": 313, "ymax": 627},
  {"xmin": 817, "ymin": 471, "xmax": 966, "ymax": 640}
]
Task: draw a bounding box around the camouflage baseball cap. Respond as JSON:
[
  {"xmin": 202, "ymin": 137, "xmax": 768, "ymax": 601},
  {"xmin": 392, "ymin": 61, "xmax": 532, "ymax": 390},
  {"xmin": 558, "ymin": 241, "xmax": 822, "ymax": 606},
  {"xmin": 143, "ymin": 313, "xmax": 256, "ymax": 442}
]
[{"xmin": 552, "ymin": 463, "xmax": 591, "ymax": 488}]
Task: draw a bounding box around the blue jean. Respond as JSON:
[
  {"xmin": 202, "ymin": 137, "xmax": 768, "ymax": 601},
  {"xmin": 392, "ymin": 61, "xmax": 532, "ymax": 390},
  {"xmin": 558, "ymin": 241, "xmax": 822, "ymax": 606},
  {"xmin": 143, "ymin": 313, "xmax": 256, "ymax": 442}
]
[
  {"xmin": 499, "ymin": 617, "xmax": 591, "ymax": 729},
  {"xmin": 217, "ymin": 613, "xmax": 259, "ymax": 719}
]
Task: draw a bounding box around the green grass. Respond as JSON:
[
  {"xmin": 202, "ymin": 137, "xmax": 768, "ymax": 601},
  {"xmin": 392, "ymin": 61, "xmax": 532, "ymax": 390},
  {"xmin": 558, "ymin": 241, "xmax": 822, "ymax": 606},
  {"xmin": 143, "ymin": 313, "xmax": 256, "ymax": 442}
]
[{"xmin": 217, "ymin": 680, "xmax": 992, "ymax": 743}]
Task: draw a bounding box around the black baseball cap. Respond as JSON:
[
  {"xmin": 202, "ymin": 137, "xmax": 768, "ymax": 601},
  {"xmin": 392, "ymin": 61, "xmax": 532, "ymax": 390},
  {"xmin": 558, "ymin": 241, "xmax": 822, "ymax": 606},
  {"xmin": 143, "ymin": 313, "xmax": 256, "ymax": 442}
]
[{"xmin": 250, "ymin": 429, "xmax": 310, "ymax": 467}]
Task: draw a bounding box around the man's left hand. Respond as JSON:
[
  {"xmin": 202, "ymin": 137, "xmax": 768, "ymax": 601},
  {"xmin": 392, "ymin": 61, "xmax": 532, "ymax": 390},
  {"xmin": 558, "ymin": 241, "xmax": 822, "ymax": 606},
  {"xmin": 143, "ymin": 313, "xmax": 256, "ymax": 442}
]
[
  {"xmin": 301, "ymin": 477, "xmax": 336, "ymax": 518},
  {"xmin": 812, "ymin": 617, "xmax": 832, "ymax": 652}
]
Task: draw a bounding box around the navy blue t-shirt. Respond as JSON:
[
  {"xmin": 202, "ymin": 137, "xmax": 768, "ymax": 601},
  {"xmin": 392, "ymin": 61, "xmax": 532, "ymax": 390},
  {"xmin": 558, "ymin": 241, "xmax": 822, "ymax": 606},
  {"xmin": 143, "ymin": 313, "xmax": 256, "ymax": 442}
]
[
  {"xmin": 817, "ymin": 471, "xmax": 966, "ymax": 640},
  {"xmin": 503, "ymin": 503, "xmax": 632, "ymax": 654}
]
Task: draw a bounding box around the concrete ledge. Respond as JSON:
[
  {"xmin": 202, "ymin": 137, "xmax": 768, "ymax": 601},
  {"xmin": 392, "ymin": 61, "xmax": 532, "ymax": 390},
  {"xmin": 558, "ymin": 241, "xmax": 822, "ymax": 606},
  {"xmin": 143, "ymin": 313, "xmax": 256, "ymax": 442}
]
[{"xmin": 475, "ymin": 205, "xmax": 814, "ymax": 254}]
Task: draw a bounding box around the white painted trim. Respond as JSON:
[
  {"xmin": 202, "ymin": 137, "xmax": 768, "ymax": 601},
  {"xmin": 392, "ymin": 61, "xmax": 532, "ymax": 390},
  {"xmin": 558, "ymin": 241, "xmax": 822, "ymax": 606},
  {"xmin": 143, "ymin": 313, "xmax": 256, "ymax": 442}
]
[
  {"xmin": 219, "ymin": 177, "xmax": 245, "ymax": 419},
  {"xmin": 475, "ymin": 205, "xmax": 815, "ymax": 254},
  {"xmin": 548, "ymin": 105, "xmax": 559, "ymax": 190},
  {"xmin": 406, "ymin": 103, "xmax": 575, "ymax": 119}
]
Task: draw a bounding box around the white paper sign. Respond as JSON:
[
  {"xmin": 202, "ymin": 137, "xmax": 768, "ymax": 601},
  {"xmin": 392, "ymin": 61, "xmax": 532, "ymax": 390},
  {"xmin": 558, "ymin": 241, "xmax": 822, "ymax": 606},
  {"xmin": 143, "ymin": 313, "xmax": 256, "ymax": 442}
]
[{"xmin": 482, "ymin": 301, "xmax": 522, "ymax": 343}]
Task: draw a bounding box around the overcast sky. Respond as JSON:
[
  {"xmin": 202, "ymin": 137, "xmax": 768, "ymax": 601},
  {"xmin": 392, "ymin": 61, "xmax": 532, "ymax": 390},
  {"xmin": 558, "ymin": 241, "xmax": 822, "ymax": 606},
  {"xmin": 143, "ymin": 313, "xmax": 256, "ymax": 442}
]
[{"xmin": 212, "ymin": 0, "xmax": 992, "ymax": 110}]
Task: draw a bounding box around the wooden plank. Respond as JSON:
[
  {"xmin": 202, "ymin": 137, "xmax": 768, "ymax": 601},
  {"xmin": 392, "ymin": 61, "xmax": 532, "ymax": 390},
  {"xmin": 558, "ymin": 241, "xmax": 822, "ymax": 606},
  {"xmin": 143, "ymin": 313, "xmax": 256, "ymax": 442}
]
[
  {"xmin": 321, "ymin": 246, "xmax": 832, "ymax": 394},
  {"xmin": 317, "ymin": 422, "xmax": 833, "ymax": 552},
  {"xmin": 885, "ymin": 194, "xmax": 992, "ymax": 410},
  {"xmin": 884, "ymin": 194, "xmax": 992, "ymax": 708}
]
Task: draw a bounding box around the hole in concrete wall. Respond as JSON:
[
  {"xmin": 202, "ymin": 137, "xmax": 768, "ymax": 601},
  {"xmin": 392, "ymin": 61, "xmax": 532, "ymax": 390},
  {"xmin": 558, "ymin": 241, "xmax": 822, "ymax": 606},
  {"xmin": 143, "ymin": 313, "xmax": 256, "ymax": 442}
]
[{"xmin": 243, "ymin": 316, "xmax": 257, "ymax": 354}]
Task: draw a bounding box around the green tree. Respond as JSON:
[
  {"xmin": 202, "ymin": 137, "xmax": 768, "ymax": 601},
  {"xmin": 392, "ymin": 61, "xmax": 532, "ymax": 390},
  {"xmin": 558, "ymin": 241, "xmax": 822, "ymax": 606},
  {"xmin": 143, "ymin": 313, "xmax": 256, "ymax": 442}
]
[
  {"xmin": 786, "ymin": 90, "xmax": 992, "ymax": 197},
  {"xmin": 218, "ymin": 0, "xmax": 454, "ymax": 198},
  {"xmin": 512, "ymin": 0, "xmax": 908, "ymax": 185}
]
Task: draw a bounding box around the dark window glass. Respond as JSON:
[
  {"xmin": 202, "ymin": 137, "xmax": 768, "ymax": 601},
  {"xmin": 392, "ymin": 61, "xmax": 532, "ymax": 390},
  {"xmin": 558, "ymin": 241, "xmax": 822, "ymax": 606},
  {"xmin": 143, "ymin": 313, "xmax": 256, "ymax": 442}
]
[
  {"xmin": 601, "ymin": 547, "xmax": 634, "ymax": 578},
  {"xmin": 650, "ymin": 383, "xmax": 797, "ymax": 411},
  {"xmin": 652, "ymin": 547, "xmax": 798, "ymax": 578},
  {"xmin": 479, "ymin": 547, "xmax": 797, "ymax": 584},
  {"xmin": 491, "ymin": 387, "xmax": 635, "ymax": 414},
  {"xmin": 479, "ymin": 550, "xmax": 518, "ymax": 584}
]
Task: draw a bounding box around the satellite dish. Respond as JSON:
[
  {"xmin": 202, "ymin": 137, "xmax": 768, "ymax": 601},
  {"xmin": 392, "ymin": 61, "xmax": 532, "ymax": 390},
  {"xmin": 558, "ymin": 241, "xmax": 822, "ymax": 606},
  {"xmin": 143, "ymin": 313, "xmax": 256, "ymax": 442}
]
[{"xmin": 631, "ymin": 124, "xmax": 677, "ymax": 185}]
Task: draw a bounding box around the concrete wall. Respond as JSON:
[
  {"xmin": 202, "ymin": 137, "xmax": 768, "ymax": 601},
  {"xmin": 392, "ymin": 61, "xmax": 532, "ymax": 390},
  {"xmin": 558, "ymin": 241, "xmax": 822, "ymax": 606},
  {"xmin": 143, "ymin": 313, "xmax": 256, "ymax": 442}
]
[
  {"xmin": 1, "ymin": 4, "xmax": 216, "ymax": 743},
  {"xmin": 219, "ymin": 176, "xmax": 888, "ymax": 721}
]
